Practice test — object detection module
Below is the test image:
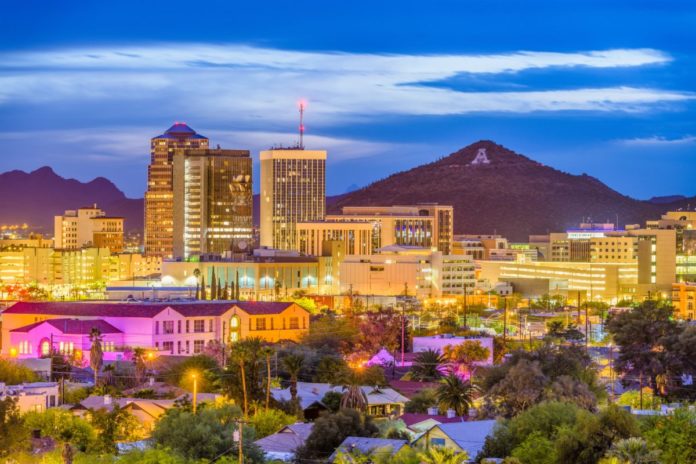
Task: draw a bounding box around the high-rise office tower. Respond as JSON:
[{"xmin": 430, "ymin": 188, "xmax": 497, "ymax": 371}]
[
  {"xmin": 260, "ymin": 149, "xmax": 327, "ymax": 250},
  {"xmin": 144, "ymin": 123, "xmax": 208, "ymax": 257},
  {"xmin": 172, "ymin": 148, "xmax": 253, "ymax": 258}
]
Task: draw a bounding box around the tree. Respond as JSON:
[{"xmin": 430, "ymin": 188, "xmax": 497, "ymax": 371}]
[
  {"xmin": 0, "ymin": 358, "xmax": 38, "ymax": 384},
  {"xmin": 436, "ymin": 372, "xmax": 476, "ymax": 416},
  {"xmin": 89, "ymin": 404, "xmax": 143, "ymax": 453},
  {"xmin": 24, "ymin": 408, "xmax": 96, "ymax": 452},
  {"xmin": 341, "ymin": 384, "xmax": 368, "ymax": 411},
  {"xmin": 488, "ymin": 359, "xmax": 546, "ymax": 417},
  {"xmin": 322, "ymin": 391, "xmax": 343, "ymax": 413},
  {"xmin": 89, "ymin": 327, "xmax": 103, "ymax": 387},
  {"xmin": 251, "ymin": 408, "xmax": 296, "ymax": 439},
  {"xmin": 443, "ymin": 340, "xmax": 490, "ymax": 378},
  {"xmin": 152, "ymin": 403, "xmax": 264, "ymax": 462},
  {"xmin": 0, "ymin": 397, "xmax": 28, "ymax": 457},
  {"xmin": 210, "ymin": 268, "xmax": 217, "ymax": 300},
  {"xmin": 606, "ymin": 300, "xmax": 680, "ymax": 396},
  {"xmin": 510, "ymin": 431, "xmax": 556, "ymax": 464},
  {"xmin": 193, "ymin": 268, "xmax": 201, "ymax": 300},
  {"xmin": 131, "ymin": 347, "xmax": 147, "ymax": 385},
  {"xmin": 643, "ymin": 408, "xmax": 696, "ymax": 464},
  {"xmin": 261, "ymin": 346, "xmax": 275, "ymax": 411},
  {"xmin": 230, "ymin": 343, "xmax": 252, "ymax": 417},
  {"xmin": 165, "ymin": 354, "xmax": 222, "ymax": 393},
  {"xmin": 555, "ymin": 404, "xmax": 640, "ymax": 464},
  {"xmin": 314, "ymin": 355, "xmax": 351, "ymax": 384},
  {"xmin": 545, "ymin": 375, "xmax": 597, "ymax": 411},
  {"xmin": 603, "ymin": 437, "xmax": 660, "ymax": 464},
  {"xmin": 418, "ymin": 446, "xmax": 468, "ymax": 464},
  {"xmin": 200, "ymin": 275, "xmax": 206, "ymax": 300},
  {"xmin": 281, "ymin": 353, "xmax": 305, "ymax": 412},
  {"xmin": 405, "ymin": 388, "xmax": 438, "ymax": 413},
  {"xmin": 410, "ymin": 349, "xmax": 444, "ymax": 381},
  {"xmin": 301, "ymin": 313, "xmax": 359, "ymax": 355},
  {"xmin": 295, "ymin": 409, "xmax": 378, "ymax": 461}
]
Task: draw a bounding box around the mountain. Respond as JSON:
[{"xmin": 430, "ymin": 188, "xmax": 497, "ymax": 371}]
[
  {"xmin": 329, "ymin": 140, "xmax": 675, "ymax": 241},
  {"xmin": 648, "ymin": 195, "xmax": 687, "ymax": 205},
  {"xmin": 0, "ymin": 167, "xmax": 143, "ymax": 234}
]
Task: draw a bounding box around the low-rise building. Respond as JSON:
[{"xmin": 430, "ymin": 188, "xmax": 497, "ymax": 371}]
[
  {"xmin": 672, "ymin": 282, "xmax": 696, "ymax": 320},
  {"xmin": 329, "ymin": 437, "xmax": 409, "ymax": 462},
  {"xmin": 0, "ymin": 381, "xmax": 60, "ymax": 413},
  {"xmin": 2, "ymin": 301, "xmax": 310, "ymax": 360},
  {"xmin": 254, "ymin": 423, "xmax": 314, "ymax": 462},
  {"xmin": 412, "ymin": 420, "xmax": 497, "ymax": 459}
]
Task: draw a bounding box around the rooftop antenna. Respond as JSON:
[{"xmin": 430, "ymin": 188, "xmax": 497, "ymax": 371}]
[{"xmin": 299, "ymin": 100, "xmax": 305, "ymax": 149}]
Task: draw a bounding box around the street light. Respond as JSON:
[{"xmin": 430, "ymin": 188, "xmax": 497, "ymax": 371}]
[{"xmin": 192, "ymin": 373, "xmax": 198, "ymax": 414}]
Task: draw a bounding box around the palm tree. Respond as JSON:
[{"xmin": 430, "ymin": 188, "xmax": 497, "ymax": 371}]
[
  {"xmin": 418, "ymin": 446, "xmax": 468, "ymax": 464},
  {"xmin": 281, "ymin": 353, "xmax": 305, "ymax": 411},
  {"xmin": 89, "ymin": 328, "xmax": 103, "ymax": 387},
  {"xmin": 436, "ymin": 372, "xmax": 477, "ymax": 417},
  {"xmin": 229, "ymin": 342, "xmax": 251, "ymax": 417},
  {"xmin": 410, "ymin": 349, "xmax": 444, "ymax": 381},
  {"xmin": 132, "ymin": 347, "xmax": 147, "ymax": 384},
  {"xmin": 193, "ymin": 268, "xmax": 201, "ymax": 300},
  {"xmin": 605, "ymin": 437, "xmax": 661, "ymax": 464},
  {"xmin": 340, "ymin": 384, "xmax": 367, "ymax": 411},
  {"xmin": 261, "ymin": 346, "xmax": 275, "ymax": 411}
]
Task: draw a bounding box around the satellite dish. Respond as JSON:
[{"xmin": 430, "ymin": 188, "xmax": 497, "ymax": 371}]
[{"xmin": 237, "ymin": 240, "xmax": 248, "ymax": 251}]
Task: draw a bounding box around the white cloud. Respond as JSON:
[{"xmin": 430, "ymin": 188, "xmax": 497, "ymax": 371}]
[
  {"xmin": 617, "ymin": 135, "xmax": 696, "ymax": 146},
  {"xmin": 0, "ymin": 44, "xmax": 688, "ymax": 124}
]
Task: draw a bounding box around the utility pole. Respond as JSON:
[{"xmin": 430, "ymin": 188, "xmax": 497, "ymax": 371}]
[
  {"xmin": 462, "ymin": 283, "xmax": 468, "ymax": 329},
  {"xmin": 585, "ymin": 301, "xmax": 589, "ymax": 351},
  {"xmin": 234, "ymin": 418, "xmax": 251, "ymax": 464},
  {"xmin": 503, "ymin": 297, "xmax": 508, "ymax": 346}
]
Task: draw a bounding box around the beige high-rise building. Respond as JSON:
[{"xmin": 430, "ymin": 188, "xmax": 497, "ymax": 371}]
[
  {"xmin": 172, "ymin": 148, "xmax": 252, "ymax": 258},
  {"xmin": 54, "ymin": 205, "xmax": 123, "ymax": 252},
  {"xmin": 145, "ymin": 123, "xmax": 209, "ymax": 257},
  {"xmin": 260, "ymin": 149, "xmax": 327, "ymax": 250}
]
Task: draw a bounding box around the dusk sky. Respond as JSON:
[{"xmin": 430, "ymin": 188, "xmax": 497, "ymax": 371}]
[{"xmin": 0, "ymin": 1, "xmax": 694, "ymax": 199}]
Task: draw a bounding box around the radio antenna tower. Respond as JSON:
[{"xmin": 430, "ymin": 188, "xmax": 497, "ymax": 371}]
[{"xmin": 299, "ymin": 101, "xmax": 305, "ymax": 149}]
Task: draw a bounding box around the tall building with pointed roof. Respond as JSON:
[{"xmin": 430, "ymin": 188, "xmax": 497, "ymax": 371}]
[{"xmin": 145, "ymin": 123, "xmax": 209, "ymax": 257}]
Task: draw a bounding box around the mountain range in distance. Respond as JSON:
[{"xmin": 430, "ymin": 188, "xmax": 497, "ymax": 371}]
[{"xmin": 1, "ymin": 141, "xmax": 694, "ymax": 241}]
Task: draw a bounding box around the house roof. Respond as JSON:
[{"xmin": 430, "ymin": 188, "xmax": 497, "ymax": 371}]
[
  {"xmin": 271, "ymin": 382, "xmax": 408, "ymax": 410},
  {"xmin": 254, "ymin": 422, "xmax": 313, "ymax": 455},
  {"xmin": 10, "ymin": 318, "xmax": 122, "ymax": 335},
  {"xmin": 427, "ymin": 420, "xmax": 497, "ymax": 458},
  {"xmin": 399, "ymin": 413, "xmax": 467, "ymax": 427},
  {"xmin": 330, "ymin": 437, "xmax": 408, "ymax": 462},
  {"xmin": 4, "ymin": 301, "xmax": 299, "ymax": 319}
]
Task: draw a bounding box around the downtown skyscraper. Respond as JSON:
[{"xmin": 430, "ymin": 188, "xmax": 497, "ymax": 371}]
[
  {"xmin": 260, "ymin": 148, "xmax": 327, "ymax": 250},
  {"xmin": 144, "ymin": 123, "xmax": 208, "ymax": 257}
]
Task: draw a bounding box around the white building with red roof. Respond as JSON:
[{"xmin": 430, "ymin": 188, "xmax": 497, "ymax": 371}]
[{"xmin": 2, "ymin": 300, "xmax": 310, "ymax": 361}]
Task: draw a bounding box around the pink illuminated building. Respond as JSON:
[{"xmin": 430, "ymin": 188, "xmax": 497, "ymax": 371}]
[{"xmin": 2, "ymin": 301, "xmax": 310, "ymax": 363}]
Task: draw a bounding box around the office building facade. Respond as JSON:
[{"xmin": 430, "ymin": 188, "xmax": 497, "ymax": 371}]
[
  {"xmin": 145, "ymin": 123, "xmax": 209, "ymax": 257},
  {"xmin": 54, "ymin": 205, "xmax": 124, "ymax": 253},
  {"xmin": 172, "ymin": 148, "xmax": 252, "ymax": 258},
  {"xmin": 260, "ymin": 149, "xmax": 327, "ymax": 250}
]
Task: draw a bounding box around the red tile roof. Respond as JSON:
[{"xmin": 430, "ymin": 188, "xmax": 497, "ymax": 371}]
[
  {"xmin": 11, "ymin": 318, "xmax": 122, "ymax": 334},
  {"xmin": 4, "ymin": 301, "xmax": 299, "ymax": 318}
]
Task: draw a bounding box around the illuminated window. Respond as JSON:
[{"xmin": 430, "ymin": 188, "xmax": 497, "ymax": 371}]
[
  {"xmin": 194, "ymin": 320, "xmax": 205, "ymax": 333},
  {"xmin": 40, "ymin": 339, "xmax": 51, "ymax": 357},
  {"xmin": 230, "ymin": 316, "xmax": 239, "ymax": 328}
]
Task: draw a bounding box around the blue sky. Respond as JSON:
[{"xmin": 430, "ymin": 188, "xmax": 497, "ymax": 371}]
[{"xmin": 0, "ymin": 0, "xmax": 694, "ymax": 199}]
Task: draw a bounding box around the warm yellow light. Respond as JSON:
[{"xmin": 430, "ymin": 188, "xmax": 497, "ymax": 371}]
[
  {"xmin": 147, "ymin": 352, "xmax": 154, "ymax": 360},
  {"xmin": 9, "ymin": 347, "xmax": 17, "ymax": 357}
]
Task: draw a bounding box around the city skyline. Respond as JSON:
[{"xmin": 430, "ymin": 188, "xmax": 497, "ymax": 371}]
[{"xmin": 0, "ymin": 1, "xmax": 695, "ymax": 199}]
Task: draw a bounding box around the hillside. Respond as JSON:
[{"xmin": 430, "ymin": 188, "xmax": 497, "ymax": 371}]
[
  {"xmin": 0, "ymin": 167, "xmax": 143, "ymax": 234},
  {"xmin": 329, "ymin": 140, "xmax": 672, "ymax": 241}
]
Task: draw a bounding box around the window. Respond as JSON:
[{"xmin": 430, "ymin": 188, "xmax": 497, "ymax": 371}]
[
  {"xmin": 194, "ymin": 340, "xmax": 205, "ymax": 354},
  {"xmin": 289, "ymin": 317, "xmax": 299, "ymax": 330},
  {"xmin": 177, "ymin": 341, "xmax": 182, "ymax": 354},
  {"xmin": 163, "ymin": 321, "xmax": 174, "ymax": 334},
  {"xmin": 208, "ymin": 319, "xmax": 214, "ymax": 332},
  {"xmin": 163, "ymin": 341, "xmax": 174, "ymax": 354},
  {"xmin": 194, "ymin": 320, "xmax": 205, "ymax": 333},
  {"xmin": 256, "ymin": 318, "xmax": 266, "ymax": 330},
  {"xmin": 40, "ymin": 339, "xmax": 51, "ymax": 357},
  {"xmin": 230, "ymin": 316, "xmax": 239, "ymax": 328},
  {"xmin": 155, "ymin": 321, "xmax": 160, "ymax": 335},
  {"xmin": 230, "ymin": 331, "xmax": 239, "ymax": 342},
  {"xmin": 186, "ymin": 320, "xmax": 190, "ymax": 333},
  {"xmin": 186, "ymin": 341, "xmax": 190, "ymax": 354},
  {"xmin": 177, "ymin": 320, "xmax": 182, "ymax": 333},
  {"xmin": 431, "ymin": 438, "xmax": 446, "ymax": 447}
]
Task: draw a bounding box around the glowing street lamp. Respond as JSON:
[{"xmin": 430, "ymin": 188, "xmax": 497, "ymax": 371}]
[{"xmin": 192, "ymin": 373, "xmax": 198, "ymax": 414}]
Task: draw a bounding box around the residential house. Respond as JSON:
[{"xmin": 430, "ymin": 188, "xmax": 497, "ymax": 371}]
[
  {"xmin": 254, "ymin": 422, "xmax": 313, "ymax": 462},
  {"xmin": 0, "ymin": 381, "xmax": 60, "ymax": 413},
  {"xmin": 412, "ymin": 420, "xmax": 497, "ymax": 461},
  {"xmin": 329, "ymin": 437, "xmax": 409, "ymax": 462}
]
